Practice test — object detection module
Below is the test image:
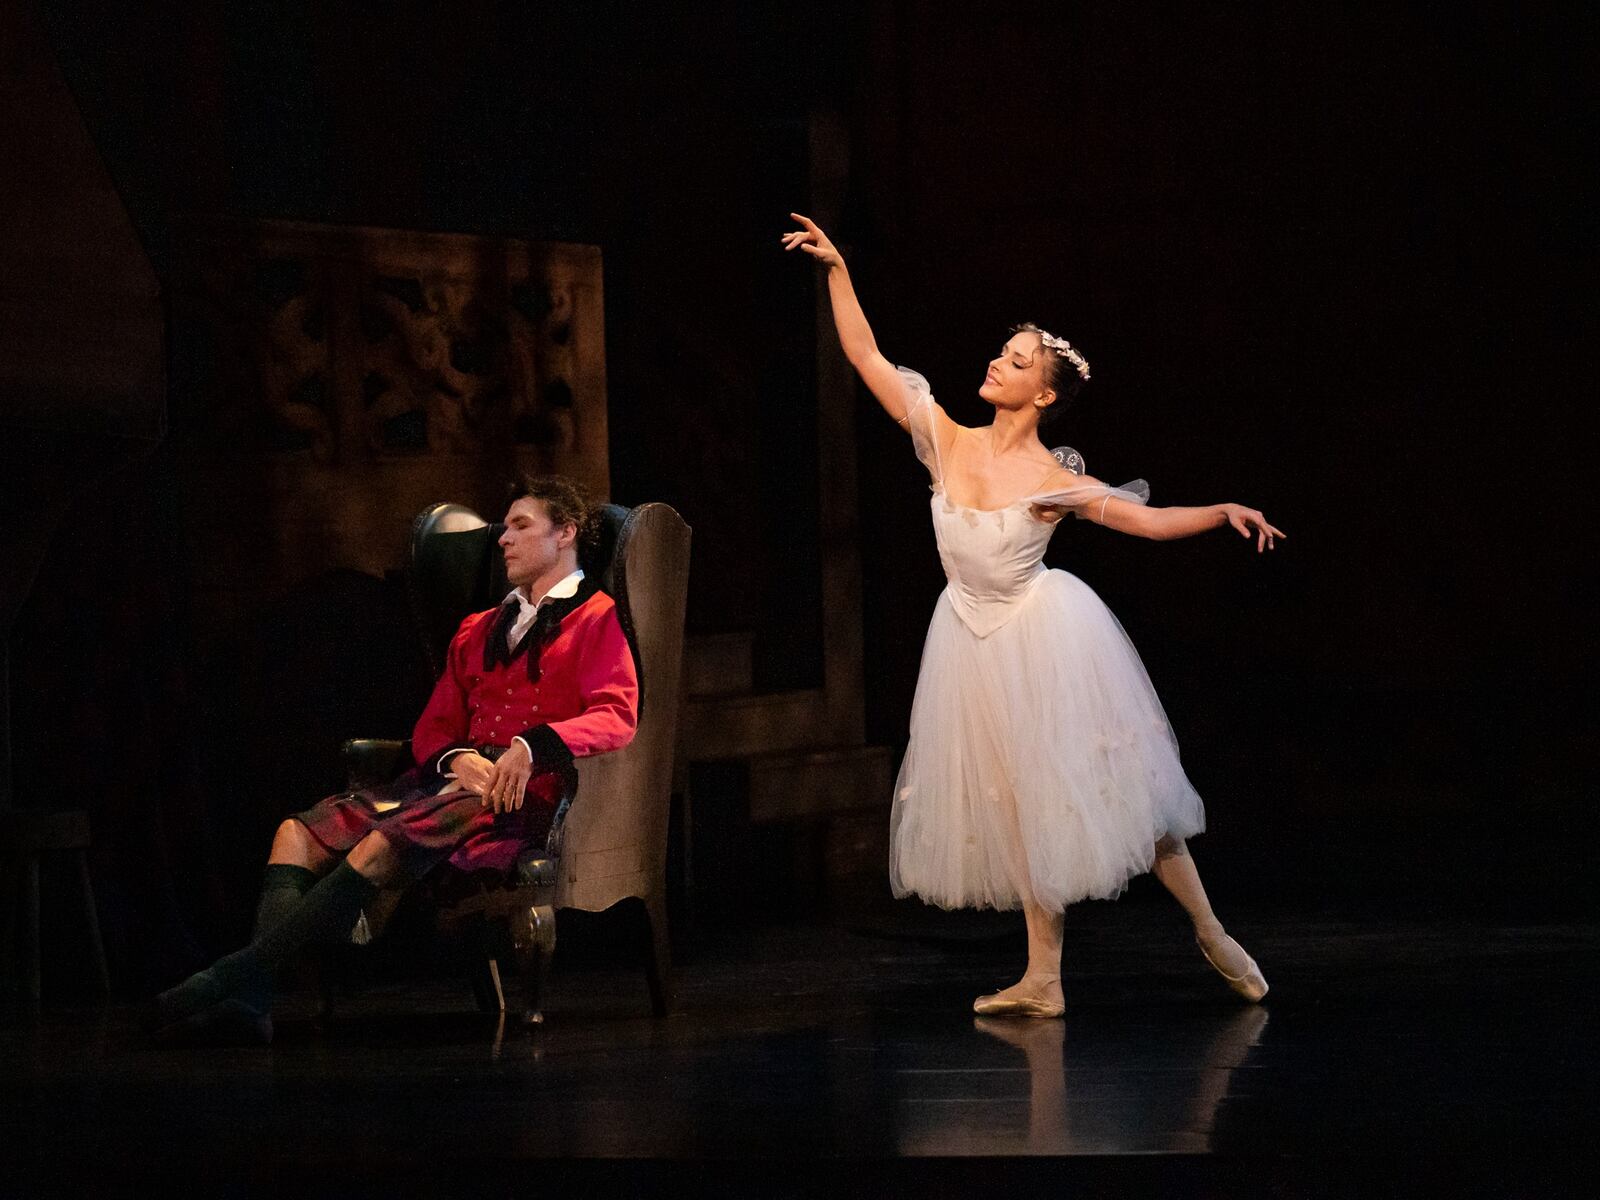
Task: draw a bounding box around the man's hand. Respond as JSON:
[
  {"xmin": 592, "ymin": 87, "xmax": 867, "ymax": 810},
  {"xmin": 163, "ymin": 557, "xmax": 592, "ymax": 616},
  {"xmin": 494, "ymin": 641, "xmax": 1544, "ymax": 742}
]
[
  {"xmin": 450, "ymin": 752, "xmax": 497, "ymax": 798},
  {"xmin": 484, "ymin": 740, "xmax": 533, "ymax": 814}
]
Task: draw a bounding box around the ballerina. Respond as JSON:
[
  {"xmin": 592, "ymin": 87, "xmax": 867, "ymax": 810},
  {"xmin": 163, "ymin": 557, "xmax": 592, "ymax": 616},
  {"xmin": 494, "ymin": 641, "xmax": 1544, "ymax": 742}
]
[{"xmin": 784, "ymin": 213, "xmax": 1284, "ymax": 1017}]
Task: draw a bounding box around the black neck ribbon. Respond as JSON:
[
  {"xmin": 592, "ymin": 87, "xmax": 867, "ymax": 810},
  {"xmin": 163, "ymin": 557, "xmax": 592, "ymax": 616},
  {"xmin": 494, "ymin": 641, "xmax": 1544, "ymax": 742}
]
[{"xmin": 483, "ymin": 575, "xmax": 603, "ymax": 682}]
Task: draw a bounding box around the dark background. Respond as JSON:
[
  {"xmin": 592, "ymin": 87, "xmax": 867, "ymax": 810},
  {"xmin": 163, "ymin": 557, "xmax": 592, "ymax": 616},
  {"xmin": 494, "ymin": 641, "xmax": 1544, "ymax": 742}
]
[{"xmin": 5, "ymin": 1, "xmax": 1592, "ymax": 992}]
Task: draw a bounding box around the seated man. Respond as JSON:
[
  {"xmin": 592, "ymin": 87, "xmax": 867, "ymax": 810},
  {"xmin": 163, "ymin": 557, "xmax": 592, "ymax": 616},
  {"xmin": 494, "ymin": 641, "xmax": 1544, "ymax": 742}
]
[{"xmin": 149, "ymin": 473, "xmax": 638, "ymax": 1043}]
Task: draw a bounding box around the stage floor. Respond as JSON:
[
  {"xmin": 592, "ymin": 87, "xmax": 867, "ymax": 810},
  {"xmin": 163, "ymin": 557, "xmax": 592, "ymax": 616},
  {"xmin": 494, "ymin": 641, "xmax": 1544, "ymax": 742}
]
[{"xmin": 3, "ymin": 901, "xmax": 1595, "ymax": 1196}]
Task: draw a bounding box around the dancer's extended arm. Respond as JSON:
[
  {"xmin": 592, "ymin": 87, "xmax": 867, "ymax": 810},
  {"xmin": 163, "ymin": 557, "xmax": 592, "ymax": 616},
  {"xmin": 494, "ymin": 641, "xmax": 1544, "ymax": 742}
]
[
  {"xmin": 1090, "ymin": 493, "xmax": 1285, "ymax": 552},
  {"xmin": 784, "ymin": 213, "xmax": 958, "ymax": 447},
  {"xmin": 1037, "ymin": 471, "xmax": 1286, "ymax": 552},
  {"xmin": 1100, "ymin": 499, "xmax": 1284, "ymax": 551}
]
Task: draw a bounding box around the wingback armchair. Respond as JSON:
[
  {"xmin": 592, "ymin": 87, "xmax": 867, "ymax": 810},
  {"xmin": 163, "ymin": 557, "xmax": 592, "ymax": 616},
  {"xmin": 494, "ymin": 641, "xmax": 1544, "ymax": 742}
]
[{"xmin": 340, "ymin": 499, "xmax": 690, "ymax": 1024}]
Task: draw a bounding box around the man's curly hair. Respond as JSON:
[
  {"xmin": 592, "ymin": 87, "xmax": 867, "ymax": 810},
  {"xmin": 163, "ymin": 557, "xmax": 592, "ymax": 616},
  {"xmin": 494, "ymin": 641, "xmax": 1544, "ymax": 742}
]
[{"xmin": 507, "ymin": 473, "xmax": 600, "ymax": 556}]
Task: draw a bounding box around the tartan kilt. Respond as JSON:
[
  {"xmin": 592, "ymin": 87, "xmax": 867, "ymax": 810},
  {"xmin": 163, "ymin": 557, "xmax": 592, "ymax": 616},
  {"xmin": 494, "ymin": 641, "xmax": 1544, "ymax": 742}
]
[{"xmin": 291, "ymin": 763, "xmax": 567, "ymax": 879}]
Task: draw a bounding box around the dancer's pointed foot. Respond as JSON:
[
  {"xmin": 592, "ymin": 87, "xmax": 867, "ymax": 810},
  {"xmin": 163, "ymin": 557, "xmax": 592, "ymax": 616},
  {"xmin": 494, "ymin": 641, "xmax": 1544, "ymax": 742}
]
[
  {"xmin": 151, "ymin": 997, "xmax": 274, "ymax": 1047},
  {"xmin": 1196, "ymin": 928, "xmax": 1268, "ymax": 1002},
  {"xmin": 972, "ymin": 973, "xmax": 1064, "ymax": 1018}
]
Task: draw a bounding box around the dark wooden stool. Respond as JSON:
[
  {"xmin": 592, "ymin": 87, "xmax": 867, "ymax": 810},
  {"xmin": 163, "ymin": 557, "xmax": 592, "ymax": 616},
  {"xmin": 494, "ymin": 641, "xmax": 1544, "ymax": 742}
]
[{"xmin": 2, "ymin": 810, "xmax": 110, "ymax": 1001}]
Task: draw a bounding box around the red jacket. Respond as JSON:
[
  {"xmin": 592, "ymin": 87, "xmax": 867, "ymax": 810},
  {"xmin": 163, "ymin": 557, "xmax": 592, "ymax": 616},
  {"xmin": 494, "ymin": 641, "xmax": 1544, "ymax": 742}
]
[{"xmin": 410, "ymin": 583, "xmax": 639, "ymax": 805}]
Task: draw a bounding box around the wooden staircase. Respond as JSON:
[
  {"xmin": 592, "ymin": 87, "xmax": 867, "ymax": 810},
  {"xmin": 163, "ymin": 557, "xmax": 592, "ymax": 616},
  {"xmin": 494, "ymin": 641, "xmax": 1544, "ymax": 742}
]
[
  {"xmin": 681, "ymin": 629, "xmax": 893, "ymax": 811},
  {"xmin": 677, "ymin": 629, "xmax": 895, "ymax": 929}
]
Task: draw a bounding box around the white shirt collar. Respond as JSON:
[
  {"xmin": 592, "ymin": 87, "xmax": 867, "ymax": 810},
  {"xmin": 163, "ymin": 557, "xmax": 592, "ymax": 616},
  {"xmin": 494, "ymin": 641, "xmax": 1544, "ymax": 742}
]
[{"xmin": 504, "ymin": 568, "xmax": 584, "ymax": 613}]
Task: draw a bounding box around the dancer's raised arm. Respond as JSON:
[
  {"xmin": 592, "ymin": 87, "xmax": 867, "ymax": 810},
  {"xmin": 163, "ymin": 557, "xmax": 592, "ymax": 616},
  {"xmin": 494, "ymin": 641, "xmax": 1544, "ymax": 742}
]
[{"xmin": 784, "ymin": 213, "xmax": 958, "ymax": 447}]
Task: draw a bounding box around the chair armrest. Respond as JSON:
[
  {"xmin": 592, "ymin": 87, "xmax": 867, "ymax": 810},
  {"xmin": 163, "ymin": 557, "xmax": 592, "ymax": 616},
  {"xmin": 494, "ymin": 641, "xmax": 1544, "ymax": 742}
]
[
  {"xmin": 514, "ymin": 855, "xmax": 560, "ymax": 889},
  {"xmin": 341, "ymin": 738, "xmax": 410, "ymax": 789},
  {"xmin": 434, "ymin": 858, "xmax": 559, "ymax": 927}
]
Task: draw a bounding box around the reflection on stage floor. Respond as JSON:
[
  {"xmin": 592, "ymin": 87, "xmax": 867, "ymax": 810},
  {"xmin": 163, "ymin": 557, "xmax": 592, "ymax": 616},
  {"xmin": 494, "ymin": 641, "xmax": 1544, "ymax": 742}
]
[{"xmin": 3, "ymin": 901, "xmax": 1594, "ymax": 1195}]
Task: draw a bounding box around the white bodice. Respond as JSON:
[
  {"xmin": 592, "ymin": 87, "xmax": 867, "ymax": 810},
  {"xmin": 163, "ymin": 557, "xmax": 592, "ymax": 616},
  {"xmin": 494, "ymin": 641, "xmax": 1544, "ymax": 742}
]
[{"xmin": 929, "ymin": 492, "xmax": 1058, "ymax": 637}]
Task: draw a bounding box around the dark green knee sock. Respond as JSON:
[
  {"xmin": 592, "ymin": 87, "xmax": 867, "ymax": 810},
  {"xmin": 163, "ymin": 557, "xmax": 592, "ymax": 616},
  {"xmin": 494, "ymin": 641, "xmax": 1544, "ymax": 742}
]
[
  {"xmin": 242, "ymin": 861, "xmax": 378, "ymax": 976},
  {"xmin": 157, "ymin": 862, "xmax": 378, "ymax": 1024},
  {"xmin": 254, "ymin": 863, "xmax": 317, "ymax": 940}
]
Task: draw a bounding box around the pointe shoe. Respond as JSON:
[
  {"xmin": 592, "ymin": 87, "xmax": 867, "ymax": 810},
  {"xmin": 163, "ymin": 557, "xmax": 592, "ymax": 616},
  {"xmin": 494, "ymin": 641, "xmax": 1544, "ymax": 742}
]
[
  {"xmin": 972, "ymin": 979, "xmax": 1065, "ymax": 1019},
  {"xmin": 1196, "ymin": 934, "xmax": 1269, "ymax": 1002}
]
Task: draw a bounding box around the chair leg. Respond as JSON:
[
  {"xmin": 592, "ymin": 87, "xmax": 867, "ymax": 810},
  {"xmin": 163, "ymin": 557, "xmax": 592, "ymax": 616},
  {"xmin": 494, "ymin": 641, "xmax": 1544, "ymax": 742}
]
[
  {"xmin": 74, "ymin": 850, "xmax": 110, "ymax": 994},
  {"xmin": 643, "ymin": 893, "xmax": 673, "ymax": 1018},
  {"xmin": 468, "ymin": 955, "xmax": 506, "ymax": 1015},
  {"xmin": 510, "ymin": 903, "xmax": 556, "ymax": 1026}
]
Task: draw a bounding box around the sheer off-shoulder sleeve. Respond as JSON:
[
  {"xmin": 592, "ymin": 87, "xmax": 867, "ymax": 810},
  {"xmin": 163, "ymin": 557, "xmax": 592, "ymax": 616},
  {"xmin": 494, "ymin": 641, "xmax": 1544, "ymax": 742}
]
[
  {"xmin": 896, "ymin": 366, "xmax": 944, "ymax": 484},
  {"xmin": 1029, "ymin": 479, "xmax": 1152, "ymax": 521}
]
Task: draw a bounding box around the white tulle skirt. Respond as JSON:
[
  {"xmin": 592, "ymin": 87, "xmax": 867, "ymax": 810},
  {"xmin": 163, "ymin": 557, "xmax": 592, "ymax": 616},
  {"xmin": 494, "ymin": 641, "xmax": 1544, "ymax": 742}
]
[{"xmin": 889, "ymin": 569, "xmax": 1206, "ymax": 912}]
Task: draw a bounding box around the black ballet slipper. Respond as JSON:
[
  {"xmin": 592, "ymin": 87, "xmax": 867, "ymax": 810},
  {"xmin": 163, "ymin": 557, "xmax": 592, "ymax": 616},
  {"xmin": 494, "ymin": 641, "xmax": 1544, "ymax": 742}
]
[
  {"xmin": 150, "ymin": 997, "xmax": 274, "ymax": 1047},
  {"xmin": 141, "ymin": 968, "xmax": 227, "ymax": 1034},
  {"xmin": 143, "ymin": 953, "xmax": 274, "ymax": 1036}
]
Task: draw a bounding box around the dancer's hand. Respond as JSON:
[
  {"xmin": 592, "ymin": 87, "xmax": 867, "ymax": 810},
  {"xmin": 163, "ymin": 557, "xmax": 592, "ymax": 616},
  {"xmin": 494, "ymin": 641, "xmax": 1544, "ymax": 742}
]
[
  {"xmin": 782, "ymin": 213, "xmax": 844, "ymax": 268},
  {"xmin": 485, "ymin": 741, "xmax": 531, "ymax": 813},
  {"xmin": 1221, "ymin": 504, "xmax": 1286, "ymax": 553},
  {"xmin": 450, "ymin": 752, "xmax": 496, "ymax": 796}
]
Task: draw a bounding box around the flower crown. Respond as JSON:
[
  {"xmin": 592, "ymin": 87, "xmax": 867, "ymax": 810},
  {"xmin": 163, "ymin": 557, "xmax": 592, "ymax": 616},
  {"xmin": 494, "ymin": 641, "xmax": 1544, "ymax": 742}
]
[{"xmin": 1038, "ymin": 331, "xmax": 1091, "ymax": 382}]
